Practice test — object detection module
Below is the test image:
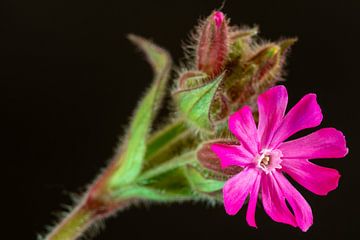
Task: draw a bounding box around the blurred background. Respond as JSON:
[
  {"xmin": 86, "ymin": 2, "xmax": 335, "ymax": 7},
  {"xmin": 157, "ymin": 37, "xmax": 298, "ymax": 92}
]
[{"xmin": 1, "ymin": 0, "xmax": 359, "ymax": 239}]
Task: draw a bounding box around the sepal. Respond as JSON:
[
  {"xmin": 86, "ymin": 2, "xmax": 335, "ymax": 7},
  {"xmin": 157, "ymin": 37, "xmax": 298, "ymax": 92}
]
[{"xmin": 174, "ymin": 73, "xmax": 225, "ymax": 132}]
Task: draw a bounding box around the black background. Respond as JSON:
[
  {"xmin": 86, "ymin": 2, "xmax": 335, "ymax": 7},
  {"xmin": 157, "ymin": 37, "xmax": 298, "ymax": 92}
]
[{"xmin": 1, "ymin": 0, "xmax": 359, "ymax": 239}]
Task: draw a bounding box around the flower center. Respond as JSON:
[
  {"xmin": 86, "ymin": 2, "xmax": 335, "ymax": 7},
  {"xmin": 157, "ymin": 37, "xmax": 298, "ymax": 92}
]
[
  {"xmin": 256, "ymin": 149, "xmax": 283, "ymax": 174},
  {"xmin": 260, "ymin": 155, "xmax": 270, "ymax": 168}
]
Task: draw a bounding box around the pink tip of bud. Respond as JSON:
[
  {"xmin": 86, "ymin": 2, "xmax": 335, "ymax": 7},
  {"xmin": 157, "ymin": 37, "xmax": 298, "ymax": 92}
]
[{"xmin": 213, "ymin": 11, "xmax": 224, "ymax": 28}]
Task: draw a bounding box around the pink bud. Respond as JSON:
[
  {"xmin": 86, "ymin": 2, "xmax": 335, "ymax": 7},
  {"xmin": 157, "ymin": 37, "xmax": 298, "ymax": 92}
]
[
  {"xmin": 213, "ymin": 11, "xmax": 224, "ymax": 28},
  {"xmin": 196, "ymin": 11, "xmax": 229, "ymax": 77}
]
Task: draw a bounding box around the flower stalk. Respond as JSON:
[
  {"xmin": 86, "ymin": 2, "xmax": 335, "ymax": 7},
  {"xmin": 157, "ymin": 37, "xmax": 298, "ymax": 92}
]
[{"xmin": 46, "ymin": 204, "xmax": 94, "ymax": 240}]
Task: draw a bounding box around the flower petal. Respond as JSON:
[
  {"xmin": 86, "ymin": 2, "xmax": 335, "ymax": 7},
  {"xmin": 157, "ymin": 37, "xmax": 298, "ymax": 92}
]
[
  {"xmin": 246, "ymin": 172, "xmax": 261, "ymax": 227},
  {"xmin": 271, "ymin": 93, "xmax": 323, "ymax": 148},
  {"xmin": 279, "ymin": 128, "xmax": 348, "ymax": 159},
  {"xmin": 211, "ymin": 143, "xmax": 254, "ymax": 168},
  {"xmin": 223, "ymin": 168, "xmax": 260, "ymax": 215},
  {"xmin": 261, "ymin": 173, "xmax": 297, "ymax": 228},
  {"xmin": 274, "ymin": 172, "xmax": 313, "ymax": 232},
  {"xmin": 257, "ymin": 85, "xmax": 288, "ymax": 149},
  {"xmin": 282, "ymin": 158, "xmax": 341, "ymax": 195},
  {"xmin": 228, "ymin": 106, "xmax": 258, "ymax": 155}
]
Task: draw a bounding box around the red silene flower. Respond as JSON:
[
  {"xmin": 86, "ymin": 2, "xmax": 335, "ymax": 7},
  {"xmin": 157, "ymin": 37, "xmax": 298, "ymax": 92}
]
[{"xmin": 211, "ymin": 85, "xmax": 348, "ymax": 231}]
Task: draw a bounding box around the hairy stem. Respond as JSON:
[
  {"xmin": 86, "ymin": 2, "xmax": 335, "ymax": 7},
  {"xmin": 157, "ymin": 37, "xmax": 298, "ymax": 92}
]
[{"xmin": 46, "ymin": 203, "xmax": 96, "ymax": 240}]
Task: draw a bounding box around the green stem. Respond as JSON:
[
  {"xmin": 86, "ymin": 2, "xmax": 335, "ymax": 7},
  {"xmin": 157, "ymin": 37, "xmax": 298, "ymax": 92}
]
[
  {"xmin": 145, "ymin": 118, "xmax": 189, "ymax": 159},
  {"xmin": 46, "ymin": 203, "xmax": 96, "ymax": 240},
  {"xmin": 143, "ymin": 118, "xmax": 196, "ymax": 170},
  {"xmin": 138, "ymin": 151, "xmax": 196, "ymax": 181}
]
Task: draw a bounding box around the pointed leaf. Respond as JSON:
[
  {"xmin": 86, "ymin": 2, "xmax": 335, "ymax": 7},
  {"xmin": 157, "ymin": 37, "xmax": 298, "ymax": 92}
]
[{"xmin": 108, "ymin": 35, "xmax": 172, "ymax": 187}]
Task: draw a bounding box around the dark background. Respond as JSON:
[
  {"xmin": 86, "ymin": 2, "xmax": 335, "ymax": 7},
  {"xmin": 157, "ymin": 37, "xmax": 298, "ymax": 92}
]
[{"xmin": 1, "ymin": 0, "xmax": 359, "ymax": 239}]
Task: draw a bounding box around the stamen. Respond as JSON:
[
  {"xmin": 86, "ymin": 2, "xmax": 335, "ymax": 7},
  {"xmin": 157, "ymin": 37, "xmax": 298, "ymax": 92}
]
[
  {"xmin": 256, "ymin": 149, "xmax": 283, "ymax": 174},
  {"xmin": 260, "ymin": 155, "xmax": 270, "ymax": 168}
]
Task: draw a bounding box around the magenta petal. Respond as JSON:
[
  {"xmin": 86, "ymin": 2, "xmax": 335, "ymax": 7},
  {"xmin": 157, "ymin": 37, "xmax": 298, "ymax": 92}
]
[
  {"xmin": 282, "ymin": 158, "xmax": 341, "ymax": 195},
  {"xmin": 271, "ymin": 93, "xmax": 323, "ymax": 148},
  {"xmin": 246, "ymin": 173, "xmax": 261, "ymax": 227},
  {"xmin": 279, "ymin": 128, "xmax": 348, "ymax": 159},
  {"xmin": 228, "ymin": 106, "xmax": 259, "ymax": 155},
  {"xmin": 258, "ymin": 85, "xmax": 288, "ymax": 149},
  {"xmin": 211, "ymin": 143, "xmax": 254, "ymax": 168},
  {"xmin": 223, "ymin": 168, "xmax": 260, "ymax": 215},
  {"xmin": 261, "ymin": 173, "xmax": 297, "ymax": 228},
  {"xmin": 274, "ymin": 172, "xmax": 313, "ymax": 232}
]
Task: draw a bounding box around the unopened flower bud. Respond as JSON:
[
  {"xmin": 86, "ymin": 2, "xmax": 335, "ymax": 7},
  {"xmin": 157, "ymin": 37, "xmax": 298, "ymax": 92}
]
[
  {"xmin": 232, "ymin": 45, "xmax": 282, "ymax": 105},
  {"xmin": 249, "ymin": 44, "xmax": 281, "ymax": 83},
  {"xmin": 196, "ymin": 11, "xmax": 229, "ymax": 76},
  {"xmin": 221, "ymin": 43, "xmax": 286, "ymax": 109}
]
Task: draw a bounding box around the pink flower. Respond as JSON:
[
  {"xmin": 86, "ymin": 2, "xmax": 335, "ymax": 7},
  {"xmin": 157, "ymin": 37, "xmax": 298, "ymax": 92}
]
[{"xmin": 211, "ymin": 85, "xmax": 348, "ymax": 231}]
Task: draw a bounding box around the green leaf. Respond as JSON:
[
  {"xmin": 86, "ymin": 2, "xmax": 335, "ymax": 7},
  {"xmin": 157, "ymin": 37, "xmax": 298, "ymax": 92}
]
[
  {"xmin": 174, "ymin": 74, "xmax": 224, "ymax": 132},
  {"xmin": 108, "ymin": 35, "xmax": 172, "ymax": 187}
]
